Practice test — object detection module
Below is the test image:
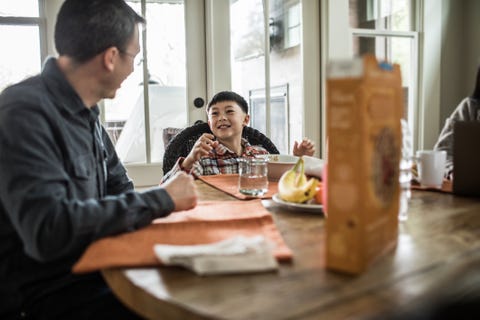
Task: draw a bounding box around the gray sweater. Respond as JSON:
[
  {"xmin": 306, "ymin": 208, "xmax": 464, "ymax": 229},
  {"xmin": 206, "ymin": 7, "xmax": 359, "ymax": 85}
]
[{"xmin": 433, "ymin": 97, "xmax": 480, "ymax": 178}]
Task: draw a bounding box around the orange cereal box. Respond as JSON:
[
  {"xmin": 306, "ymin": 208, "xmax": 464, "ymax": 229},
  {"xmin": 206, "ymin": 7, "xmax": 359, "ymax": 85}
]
[{"xmin": 325, "ymin": 54, "xmax": 402, "ymax": 274}]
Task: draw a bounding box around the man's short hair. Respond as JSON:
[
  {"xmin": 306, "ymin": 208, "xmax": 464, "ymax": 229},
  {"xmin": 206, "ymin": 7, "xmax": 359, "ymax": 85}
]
[
  {"xmin": 55, "ymin": 0, "xmax": 145, "ymax": 64},
  {"xmin": 207, "ymin": 91, "xmax": 249, "ymax": 114}
]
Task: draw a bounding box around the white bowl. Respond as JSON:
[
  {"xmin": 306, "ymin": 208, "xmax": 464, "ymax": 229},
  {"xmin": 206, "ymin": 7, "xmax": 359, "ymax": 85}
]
[
  {"xmin": 303, "ymin": 156, "xmax": 324, "ymax": 179},
  {"xmin": 257, "ymin": 154, "xmax": 299, "ymax": 180}
]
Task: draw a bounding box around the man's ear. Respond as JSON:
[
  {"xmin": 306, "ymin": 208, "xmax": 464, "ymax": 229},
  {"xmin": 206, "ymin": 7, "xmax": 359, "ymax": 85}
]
[{"xmin": 103, "ymin": 47, "xmax": 118, "ymax": 72}]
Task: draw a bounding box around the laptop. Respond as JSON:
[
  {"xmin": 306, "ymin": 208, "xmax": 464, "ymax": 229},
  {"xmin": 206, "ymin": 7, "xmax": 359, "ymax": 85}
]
[{"xmin": 453, "ymin": 121, "xmax": 480, "ymax": 197}]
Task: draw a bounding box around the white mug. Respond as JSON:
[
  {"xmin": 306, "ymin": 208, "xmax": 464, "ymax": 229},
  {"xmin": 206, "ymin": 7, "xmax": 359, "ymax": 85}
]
[{"xmin": 414, "ymin": 150, "xmax": 447, "ymax": 188}]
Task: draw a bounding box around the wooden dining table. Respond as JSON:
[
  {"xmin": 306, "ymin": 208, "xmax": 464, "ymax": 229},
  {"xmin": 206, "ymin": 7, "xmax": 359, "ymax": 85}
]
[{"xmin": 102, "ymin": 180, "xmax": 480, "ymax": 319}]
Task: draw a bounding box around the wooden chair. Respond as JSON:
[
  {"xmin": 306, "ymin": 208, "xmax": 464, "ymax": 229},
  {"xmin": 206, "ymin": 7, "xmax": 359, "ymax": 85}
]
[{"xmin": 162, "ymin": 122, "xmax": 279, "ymax": 174}]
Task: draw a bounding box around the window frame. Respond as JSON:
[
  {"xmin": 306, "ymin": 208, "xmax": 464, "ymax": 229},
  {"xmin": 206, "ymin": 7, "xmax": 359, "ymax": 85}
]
[
  {"xmin": 0, "ymin": 0, "xmax": 48, "ymax": 86},
  {"xmin": 348, "ymin": 0, "xmax": 421, "ymax": 151},
  {"xmin": 249, "ymin": 84, "xmax": 290, "ymax": 154},
  {"xmin": 284, "ymin": 1, "xmax": 301, "ymax": 49},
  {"xmin": 223, "ymin": 0, "xmax": 321, "ymax": 157},
  {"xmin": 350, "ymin": 28, "xmax": 419, "ymax": 141}
]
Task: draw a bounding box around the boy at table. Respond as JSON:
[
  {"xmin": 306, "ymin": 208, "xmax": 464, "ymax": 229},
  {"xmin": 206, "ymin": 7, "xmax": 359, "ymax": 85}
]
[{"xmin": 162, "ymin": 91, "xmax": 315, "ymax": 180}]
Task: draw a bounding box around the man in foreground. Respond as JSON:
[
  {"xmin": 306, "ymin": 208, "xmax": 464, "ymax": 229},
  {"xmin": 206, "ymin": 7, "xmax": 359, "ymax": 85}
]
[{"xmin": 0, "ymin": 0, "xmax": 197, "ymax": 318}]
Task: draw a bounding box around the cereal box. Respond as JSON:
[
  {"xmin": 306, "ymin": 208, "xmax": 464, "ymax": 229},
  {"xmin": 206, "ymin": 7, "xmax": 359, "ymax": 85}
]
[{"xmin": 325, "ymin": 54, "xmax": 402, "ymax": 274}]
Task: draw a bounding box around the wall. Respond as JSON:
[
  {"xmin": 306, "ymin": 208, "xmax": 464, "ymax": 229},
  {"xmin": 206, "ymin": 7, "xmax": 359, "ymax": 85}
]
[
  {"xmin": 420, "ymin": 0, "xmax": 480, "ymax": 149},
  {"xmin": 465, "ymin": 0, "xmax": 480, "ymax": 86},
  {"xmin": 440, "ymin": 0, "xmax": 463, "ymax": 131},
  {"xmin": 439, "ymin": 0, "xmax": 480, "ymax": 129},
  {"xmin": 44, "ymin": 0, "xmax": 63, "ymax": 57}
]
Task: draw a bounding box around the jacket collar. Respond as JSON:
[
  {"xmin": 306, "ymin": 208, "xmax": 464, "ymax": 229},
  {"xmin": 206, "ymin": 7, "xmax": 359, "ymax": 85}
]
[{"xmin": 41, "ymin": 57, "xmax": 98, "ymax": 117}]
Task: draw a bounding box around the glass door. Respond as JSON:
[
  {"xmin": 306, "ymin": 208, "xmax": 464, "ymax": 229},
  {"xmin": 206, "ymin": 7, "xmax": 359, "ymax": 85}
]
[
  {"xmin": 101, "ymin": 0, "xmax": 206, "ymax": 185},
  {"xmin": 229, "ymin": 0, "xmax": 314, "ymax": 156},
  {"xmin": 101, "ymin": 0, "xmax": 320, "ymax": 186}
]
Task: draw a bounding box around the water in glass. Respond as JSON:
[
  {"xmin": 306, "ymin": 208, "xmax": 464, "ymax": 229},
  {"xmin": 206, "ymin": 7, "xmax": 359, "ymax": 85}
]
[{"xmin": 238, "ymin": 158, "xmax": 268, "ymax": 196}]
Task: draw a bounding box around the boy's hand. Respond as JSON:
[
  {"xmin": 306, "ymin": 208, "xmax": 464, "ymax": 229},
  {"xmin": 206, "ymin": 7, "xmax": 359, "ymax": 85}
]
[
  {"xmin": 182, "ymin": 133, "xmax": 219, "ymax": 170},
  {"xmin": 293, "ymin": 138, "xmax": 315, "ymax": 157},
  {"xmin": 162, "ymin": 172, "xmax": 198, "ymax": 211}
]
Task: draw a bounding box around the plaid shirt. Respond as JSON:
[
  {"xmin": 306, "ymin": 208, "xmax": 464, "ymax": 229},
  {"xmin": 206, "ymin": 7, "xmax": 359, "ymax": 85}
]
[{"xmin": 162, "ymin": 138, "xmax": 269, "ymax": 181}]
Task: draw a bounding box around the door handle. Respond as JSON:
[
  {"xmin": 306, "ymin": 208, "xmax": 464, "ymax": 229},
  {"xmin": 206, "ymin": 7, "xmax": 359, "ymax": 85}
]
[{"xmin": 193, "ymin": 97, "xmax": 205, "ymax": 108}]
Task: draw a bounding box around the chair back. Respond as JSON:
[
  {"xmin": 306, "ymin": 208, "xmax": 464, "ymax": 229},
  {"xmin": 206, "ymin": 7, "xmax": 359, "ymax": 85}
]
[{"xmin": 162, "ymin": 122, "xmax": 279, "ymax": 174}]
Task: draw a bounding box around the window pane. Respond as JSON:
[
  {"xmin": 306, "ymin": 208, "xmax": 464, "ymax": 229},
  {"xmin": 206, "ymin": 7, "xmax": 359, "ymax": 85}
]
[
  {"xmin": 0, "ymin": 0, "xmax": 39, "ymax": 17},
  {"xmin": 285, "ymin": 3, "xmax": 300, "ymax": 48},
  {"xmin": 231, "ymin": 0, "xmax": 302, "ymax": 155},
  {"xmin": 0, "ymin": 25, "xmax": 41, "ymax": 92},
  {"xmin": 105, "ymin": 1, "xmax": 187, "ymax": 164},
  {"xmin": 146, "ymin": 1, "xmax": 187, "ymax": 163},
  {"xmin": 231, "ymin": 0, "xmax": 265, "ymax": 61},
  {"xmin": 353, "ymin": 35, "xmax": 413, "ymax": 119},
  {"xmin": 349, "ymin": 0, "xmax": 413, "ymax": 31},
  {"xmin": 270, "ymin": 93, "xmax": 288, "ymax": 153},
  {"xmin": 230, "ymin": 0, "xmax": 267, "ymax": 144},
  {"xmin": 248, "ymin": 86, "xmax": 289, "ymax": 154},
  {"xmin": 249, "ymin": 95, "xmax": 267, "ymax": 134}
]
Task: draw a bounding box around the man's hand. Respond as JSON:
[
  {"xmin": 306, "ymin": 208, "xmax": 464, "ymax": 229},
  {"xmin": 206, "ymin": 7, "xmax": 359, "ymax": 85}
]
[
  {"xmin": 162, "ymin": 172, "xmax": 198, "ymax": 211},
  {"xmin": 182, "ymin": 133, "xmax": 219, "ymax": 170},
  {"xmin": 293, "ymin": 138, "xmax": 315, "ymax": 157}
]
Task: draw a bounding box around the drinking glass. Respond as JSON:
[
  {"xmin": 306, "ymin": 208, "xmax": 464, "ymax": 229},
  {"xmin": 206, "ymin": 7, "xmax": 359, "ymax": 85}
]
[
  {"xmin": 399, "ymin": 119, "xmax": 413, "ymax": 222},
  {"xmin": 238, "ymin": 157, "xmax": 268, "ymax": 196}
]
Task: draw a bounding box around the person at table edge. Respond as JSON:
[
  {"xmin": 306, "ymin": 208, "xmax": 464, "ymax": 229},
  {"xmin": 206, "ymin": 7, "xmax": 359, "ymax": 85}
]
[{"xmin": 434, "ymin": 65, "xmax": 480, "ymax": 179}]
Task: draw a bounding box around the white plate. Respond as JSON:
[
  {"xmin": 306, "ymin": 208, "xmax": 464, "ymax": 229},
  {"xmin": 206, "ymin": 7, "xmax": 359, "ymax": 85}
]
[{"xmin": 272, "ymin": 194, "xmax": 323, "ymax": 214}]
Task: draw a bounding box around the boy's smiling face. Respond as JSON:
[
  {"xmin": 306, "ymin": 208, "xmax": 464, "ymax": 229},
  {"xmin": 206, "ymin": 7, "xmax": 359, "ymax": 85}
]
[{"xmin": 207, "ymin": 100, "xmax": 250, "ymax": 142}]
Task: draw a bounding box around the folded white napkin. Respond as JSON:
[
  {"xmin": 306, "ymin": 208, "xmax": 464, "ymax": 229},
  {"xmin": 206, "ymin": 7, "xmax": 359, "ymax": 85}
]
[
  {"xmin": 153, "ymin": 235, "xmax": 278, "ymax": 275},
  {"xmin": 303, "ymin": 156, "xmax": 324, "ymax": 179}
]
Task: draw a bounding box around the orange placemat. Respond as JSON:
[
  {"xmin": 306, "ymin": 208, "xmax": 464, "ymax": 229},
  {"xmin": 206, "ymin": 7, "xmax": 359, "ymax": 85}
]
[
  {"xmin": 72, "ymin": 200, "xmax": 292, "ymax": 274},
  {"xmin": 198, "ymin": 174, "xmax": 278, "ymax": 200},
  {"xmin": 411, "ymin": 179, "xmax": 452, "ymax": 193}
]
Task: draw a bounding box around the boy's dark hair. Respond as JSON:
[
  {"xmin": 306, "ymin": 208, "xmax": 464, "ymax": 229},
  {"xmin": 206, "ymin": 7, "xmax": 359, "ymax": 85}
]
[
  {"xmin": 207, "ymin": 91, "xmax": 249, "ymax": 114},
  {"xmin": 55, "ymin": 0, "xmax": 145, "ymax": 64}
]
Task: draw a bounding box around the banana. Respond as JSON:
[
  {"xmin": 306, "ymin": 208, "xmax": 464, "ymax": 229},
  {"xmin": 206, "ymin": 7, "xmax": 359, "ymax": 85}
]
[{"xmin": 278, "ymin": 157, "xmax": 319, "ymax": 203}]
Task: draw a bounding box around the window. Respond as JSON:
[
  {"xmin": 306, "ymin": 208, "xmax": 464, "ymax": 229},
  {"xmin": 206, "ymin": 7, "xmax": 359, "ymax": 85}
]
[
  {"xmin": 249, "ymin": 85, "xmax": 289, "ymax": 154},
  {"xmin": 102, "ymin": 0, "xmax": 188, "ymax": 164},
  {"xmin": 0, "ymin": 1, "xmax": 39, "ymax": 17},
  {"xmin": 0, "ymin": 0, "xmax": 45, "ymax": 93},
  {"xmin": 284, "ymin": 2, "xmax": 301, "ymax": 49},
  {"xmin": 230, "ymin": 0, "xmax": 306, "ymax": 155},
  {"xmin": 349, "ymin": 0, "xmax": 418, "ymax": 135}
]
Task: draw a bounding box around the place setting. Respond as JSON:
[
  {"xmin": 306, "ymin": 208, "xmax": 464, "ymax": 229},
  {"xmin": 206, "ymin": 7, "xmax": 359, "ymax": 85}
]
[
  {"xmin": 237, "ymin": 154, "xmax": 325, "ymax": 214},
  {"xmin": 198, "ymin": 155, "xmax": 325, "ymax": 213},
  {"xmin": 268, "ymin": 155, "xmax": 324, "ymax": 214}
]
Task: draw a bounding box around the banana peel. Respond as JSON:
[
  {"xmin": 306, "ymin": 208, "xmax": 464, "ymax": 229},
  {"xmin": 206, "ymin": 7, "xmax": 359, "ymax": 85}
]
[{"xmin": 278, "ymin": 157, "xmax": 319, "ymax": 203}]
